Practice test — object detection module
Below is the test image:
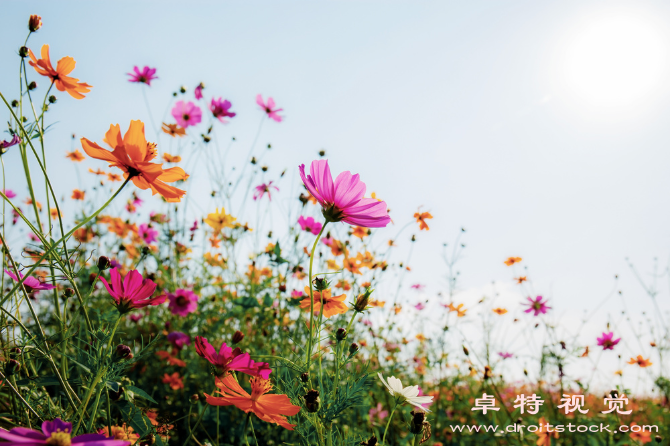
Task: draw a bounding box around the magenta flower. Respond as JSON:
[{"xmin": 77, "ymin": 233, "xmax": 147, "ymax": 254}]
[
  {"xmin": 523, "ymin": 296, "xmax": 551, "ymax": 316},
  {"xmin": 2, "ymin": 189, "xmax": 16, "ymax": 198},
  {"xmin": 171, "ymin": 101, "xmax": 202, "ymax": 128},
  {"xmin": 99, "ymin": 268, "xmax": 165, "ymax": 314},
  {"xmin": 167, "ymin": 331, "xmax": 191, "ymax": 350},
  {"xmin": 210, "ymin": 98, "xmax": 236, "ymax": 123},
  {"xmin": 256, "ymin": 94, "xmax": 283, "ymax": 122},
  {"xmin": 5, "ymin": 269, "xmax": 56, "ymax": 293},
  {"xmin": 253, "ymin": 181, "xmax": 279, "ymax": 201},
  {"xmin": 0, "ymin": 418, "xmax": 130, "ymax": 445},
  {"xmin": 369, "ymin": 402, "xmax": 388, "ymax": 424},
  {"xmin": 291, "ymin": 290, "xmax": 304, "ymax": 298},
  {"xmin": 414, "ymin": 303, "xmax": 425, "ymax": 311},
  {"xmin": 167, "ymin": 289, "xmax": 199, "ymax": 316},
  {"xmin": 194, "ymin": 336, "xmax": 271, "ymax": 378},
  {"xmin": 498, "ymin": 352, "xmax": 513, "ymax": 359},
  {"xmin": 0, "ymin": 134, "xmax": 20, "ymax": 151},
  {"xmin": 127, "ymin": 66, "xmax": 158, "ymax": 86},
  {"xmin": 299, "ymin": 160, "xmax": 391, "ymax": 228},
  {"xmin": 411, "ymin": 284, "xmax": 425, "ymax": 290},
  {"xmin": 138, "ymin": 223, "xmax": 158, "ymax": 244},
  {"xmin": 195, "ymin": 84, "xmax": 203, "ymax": 100},
  {"xmin": 189, "ymin": 220, "xmax": 198, "ymax": 232},
  {"xmin": 597, "ymin": 331, "xmax": 621, "ymax": 350},
  {"xmin": 298, "ymin": 216, "xmax": 323, "ymax": 235}
]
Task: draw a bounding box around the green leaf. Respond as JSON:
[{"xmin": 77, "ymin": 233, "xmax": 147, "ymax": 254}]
[
  {"xmin": 117, "ymin": 400, "xmax": 152, "ymax": 438},
  {"xmin": 126, "ymin": 385, "xmax": 158, "ymax": 404},
  {"xmin": 233, "ymin": 296, "xmax": 259, "ymax": 309},
  {"xmin": 263, "ymin": 293, "xmax": 273, "ymax": 306},
  {"xmin": 106, "ymin": 381, "xmax": 119, "ymax": 392}
]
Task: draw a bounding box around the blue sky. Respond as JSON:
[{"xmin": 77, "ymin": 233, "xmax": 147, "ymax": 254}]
[{"xmin": 2, "ymin": 0, "xmax": 670, "ymax": 326}]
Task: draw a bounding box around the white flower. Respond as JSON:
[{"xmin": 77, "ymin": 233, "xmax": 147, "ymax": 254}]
[{"xmin": 378, "ymin": 373, "xmax": 433, "ymax": 412}]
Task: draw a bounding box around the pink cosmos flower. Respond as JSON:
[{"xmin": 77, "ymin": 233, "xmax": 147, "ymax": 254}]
[
  {"xmin": 138, "ymin": 223, "xmax": 158, "ymax": 244},
  {"xmin": 171, "ymin": 101, "xmax": 202, "ymax": 128},
  {"xmin": 523, "ymin": 296, "xmax": 551, "ymax": 316},
  {"xmin": 414, "ymin": 303, "xmax": 425, "ymax": 311},
  {"xmin": 253, "ymin": 181, "xmax": 279, "ymax": 201},
  {"xmin": 291, "ymin": 290, "xmax": 304, "ymax": 298},
  {"xmin": 129, "ymin": 313, "xmax": 142, "ymax": 323},
  {"xmin": 28, "ymin": 233, "xmax": 40, "ymax": 242},
  {"xmin": 498, "ymin": 352, "xmax": 513, "ymax": 359},
  {"xmin": 597, "ymin": 331, "xmax": 620, "ymax": 350},
  {"xmin": 0, "ymin": 418, "xmax": 130, "ymax": 445},
  {"xmin": 194, "ymin": 336, "xmax": 271, "ymax": 378},
  {"xmin": 411, "ymin": 284, "xmax": 425, "ymax": 290},
  {"xmin": 127, "ymin": 66, "xmax": 158, "ymax": 86},
  {"xmin": 5, "ymin": 269, "xmax": 56, "ymax": 292},
  {"xmin": 210, "ymin": 98, "xmax": 236, "ymax": 123},
  {"xmin": 99, "ymin": 268, "xmax": 165, "ymax": 314},
  {"xmin": 256, "ymin": 94, "xmax": 283, "ymax": 122},
  {"xmin": 298, "ymin": 216, "xmax": 323, "ymax": 235},
  {"xmin": 0, "ymin": 134, "xmax": 20, "ymax": 151},
  {"xmin": 167, "ymin": 289, "xmax": 199, "ymax": 316},
  {"xmin": 369, "ymin": 402, "xmax": 388, "ymax": 424},
  {"xmin": 299, "ymin": 160, "xmax": 391, "ymax": 228},
  {"xmin": 195, "ymin": 84, "xmax": 203, "ymax": 100},
  {"xmin": 320, "ymin": 234, "xmax": 334, "ymax": 246},
  {"xmin": 167, "ymin": 331, "xmax": 191, "ymax": 350},
  {"xmin": 2, "ymin": 189, "xmax": 16, "ymax": 198},
  {"xmin": 190, "ymin": 220, "xmax": 198, "ymax": 232}
]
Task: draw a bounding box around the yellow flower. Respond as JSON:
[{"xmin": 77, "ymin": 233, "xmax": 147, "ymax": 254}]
[{"xmin": 205, "ymin": 208, "xmax": 236, "ymax": 232}]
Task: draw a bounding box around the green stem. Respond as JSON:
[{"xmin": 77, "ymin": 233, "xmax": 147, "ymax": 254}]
[
  {"xmin": 183, "ymin": 405, "xmax": 208, "ymax": 446},
  {"xmin": 242, "ymin": 412, "xmax": 251, "ymax": 446},
  {"xmin": 305, "ymin": 222, "xmax": 328, "ymax": 373},
  {"xmin": 381, "ymin": 403, "xmax": 397, "ymax": 445}
]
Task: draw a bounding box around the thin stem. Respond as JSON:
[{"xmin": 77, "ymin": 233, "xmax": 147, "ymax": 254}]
[
  {"xmin": 183, "ymin": 405, "xmax": 208, "ymax": 446},
  {"xmin": 305, "ymin": 222, "xmax": 328, "ymax": 373},
  {"xmin": 381, "ymin": 403, "xmax": 397, "ymax": 445}
]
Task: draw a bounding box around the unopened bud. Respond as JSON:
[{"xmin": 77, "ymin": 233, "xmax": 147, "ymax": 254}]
[
  {"xmin": 11, "ymin": 100, "xmax": 18, "ymax": 108},
  {"xmin": 141, "ymin": 246, "xmax": 150, "ymax": 255},
  {"xmin": 409, "ymin": 411, "xmax": 425, "ymax": 435},
  {"xmin": 19, "ymin": 46, "xmax": 29, "ymax": 58},
  {"xmin": 180, "ymin": 85, "xmax": 187, "ymax": 93},
  {"xmin": 304, "ymin": 389, "xmax": 320, "ymax": 413},
  {"xmin": 278, "ymin": 284, "xmax": 286, "ymax": 292},
  {"xmin": 463, "ymin": 345, "xmax": 469, "ymax": 356},
  {"xmin": 312, "ymin": 276, "xmax": 330, "ymax": 292},
  {"xmin": 109, "ymin": 387, "xmax": 124, "ymax": 401},
  {"xmin": 190, "ymin": 394, "xmax": 199, "ymax": 402},
  {"xmin": 349, "ymin": 342, "xmax": 359, "ymax": 355},
  {"xmin": 114, "ymin": 344, "xmax": 132, "ymax": 360},
  {"xmin": 48, "ymin": 95, "xmax": 57, "ymax": 104},
  {"xmin": 64, "ymin": 288, "xmax": 75, "ymax": 298},
  {"xmin": 300, "ymin": 372, "xmax": 309, "ymax": 383},
  {"xmin": 97, "ymin": 256, "xmax": 111, "ymax": 271},
  {"xmin": 28, "ymin": 15, "xmax": 42, "ymax": 32},
  {"xmin": 5, "ymin": 359, "xmax": 21, "ymax": 376},
  {"xmin": 232, "ymin": 330, "xmax": 244, "ymax": 344},
  {"xmin": 319, "ymin": 150, "xmax": 326, "ymax": 157},
  {"xmin": 336, "ymin": 328, "xmax": 347, "ymax": 341},
  {"xmin": 655, "ymin": 435, "xmax": 662, "ymax": 443},
  {"xmin": 354, "ymin": 288, "xmax": 373, "ymax": 312},
  {"xmin": 28, "ymin": 81, "xmax": 37, "ymax": 91}
]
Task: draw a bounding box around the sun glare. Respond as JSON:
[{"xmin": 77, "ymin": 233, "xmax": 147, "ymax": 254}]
[{"xmin": 559, "ymin": 13, "xmax": 668, "ymax": 109}]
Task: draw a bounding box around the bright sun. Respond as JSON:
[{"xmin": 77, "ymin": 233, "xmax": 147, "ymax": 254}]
[{"xmin": 559, "ymin": 12, "xmax": 668, "ymax": 109}]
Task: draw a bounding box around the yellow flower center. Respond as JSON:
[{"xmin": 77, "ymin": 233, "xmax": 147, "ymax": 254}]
[{"xmin": 45, "ymin": 431, "xmax": 72, "ymax": 446}]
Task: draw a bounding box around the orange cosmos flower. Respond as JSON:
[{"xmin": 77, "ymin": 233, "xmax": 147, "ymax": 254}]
[
  {"xmin": 504, "ymin": 257, "xmax": 522, "ymax": 266},
  {"xmin": 299, "ymin": 286, "xmax": 348, "ymax": 318},
  {"xmin": 161, "ymin": 122, "xmax": 186, "ymax": 137},
  {"xmin": 629, "ymin": 423, "xmax": 652, "ymax": 444},
  {"xmin": 535, "ymin": 417, "xmax": 559, "ymax": 446},
  {"xmin": 162, "ymin": 372, "xmax": 184, "ymax": 390},
  {"xmin": 627, "ymin": 355, "xmax": 652, "ymax": 368},
  {"xmin": 49, "ymin": 208, "xmax": 61, "ymax": 220},
  {"xmin": 162, "ymin": 153, "xmax": 182, "ymax": 163},
  {"xmin": 352, "ymin": 226, "xmax": 368, "ymax": 239},
  {"xmin": 205, "ymin": 374, "xmax": 301, "ymax": 430},
  {"xmin": 107, "ymin": 173, "xmax": 122, "ymax": 182},
  {"xmin": 492, "ymin": 308, "xmax": 507, "ymax": 315},
  {"xmin": 343, "ymin": 257, "xmax": 362, "ymax": 275},
  {"xmin": 89, "ymin": 168, "xmax": 106, "ymax": 176},
  {"xmin": 447, "ymin": 302, "xmax": 467, "ymax": 317},
  {"xmin": 71, "ymin": 189, "xmax": 85, "ymax": 200},
  {"xmin": 28, "ymin": 44, "xmax": 92, "ymax": 99},
  {"xmin": 24, "ymin": 198, "xmax": 42, "ymax": 211},
  {"xmin": 515, "ymin": 276, "xmax": 527, "ymax": 284},
  {"xmin": 66, "ymin": 149, "xmax": 85, "ymax": 161},
  {"xmin": 98, "ymin": 424, "xmax": 139, "ymax": 442},
  {"xmin": 81, "ymin": 120, "xmax": 189, "ymax": 202},
  {"xmin": 581, "ymin": 346, "xmax": 590, "ymax": 357},
  {"xmin": 414, "ymin": 211, "xmax": 433, "ymax": 230}
]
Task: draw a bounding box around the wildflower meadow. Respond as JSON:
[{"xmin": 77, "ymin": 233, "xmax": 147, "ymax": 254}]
[{"xmin": 1, "ymin": 9, "xmax": 670, "ymax": 446}]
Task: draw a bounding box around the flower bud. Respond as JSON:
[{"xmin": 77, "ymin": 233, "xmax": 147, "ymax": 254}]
[
  {"xmin": 11, "ymin": 100, "xmax": 18, "ymax": 108},
  {"xmin": 354, "ymin": 288, "xmax": 374, "ymax": 312},
  {"xmin": 655, "ymin": 435, "xmax": 662, "ymax": 443},
  {"xmin": 28, "ymin": 81, "xmax": 37, "ymax": 91},
  {"xmin": 180, "ymin": 85, "xmax": 187, "ymax": 94},
  {"xmin": 349, "ymin": 342, "xmax": 359, "ymax": 356},
  {"xmin": 462, "ymin": 345, "xmax": 469, "ymax": 356},
  {"xmin": 312, "ymin": 276, "xmax": 330, "ymax": 292},
  {"xmin": 483, "ymin": 365, "xmax": 492, "ymax": 380},
  {"xmin": 190, "ymin": 394, "xmax": 200, "ymax": 402},
  {"xmin": 10, "ymin": 347, "xmax": 22, "ymax": 358},
  {"xmin": 28, "ymin": 15, "xmax": 42, "ymax": 32},
  {"xmin": 409, "ymin": 411, "xmax": 426, "ymax": 435},
  {"xmin": 232, "ymin": 330, "xmax": 244, "ymax": 344},
  {"xmin": 141, "ymin": 246, "xmax": 150, "ymax": 255},
  {"xmin": 63, "ymin": 288, "xmax": 75, "ymax": 298},
  {"xmin": 5, "ymin": 359, "xmax": 21, "ymax": 376},
  {"xmin": 48, "ymin": 95, "xmax": 57, "ymax": 104},
  {"xmin": 114, "ymin": 344, "xmax": 132, "ymax": 360},
  {"xmin": 304, "ymin": 389, "xmax": 320, "ymax": 413},
  {"xmin": 319, "ymin": 150, "xmax": 326, "ymax": 157},
  {"xmin": 98, "ymin": 256, "xmax": 112, "ymax": 271},
  {"xmin": 109, "ymin": 387, "xmax": 124, "ymax": 401},
  {"xmin": 300, "ymin": 372, "xmax": 309, "ymax": 383},
  {"xmin": 19, "ymin": 46, "xmax": 29, "ymax": 58},
  {"xmin": 336, "ymin": 328, "xmax": 347, "ymax": 341}
]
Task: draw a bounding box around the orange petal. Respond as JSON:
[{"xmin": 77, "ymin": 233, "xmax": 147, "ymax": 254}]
[
  {"xmin": 158, "ymin": 166, "xmax": 188, "ymax": 183},
  {"xmin": 80, "ymin": 138, "xmax": 120, "ymax": 164},
  {"xmin": 122, "ymin": 120, "xmax": 147, "ymax": 161},
  {"xmin": 104, "ymin": 124, "xmax": 123, "ymax": 149},
  {"xmin": 56, "ymin": 56, "xmax": 76, "ymax": 76}
]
